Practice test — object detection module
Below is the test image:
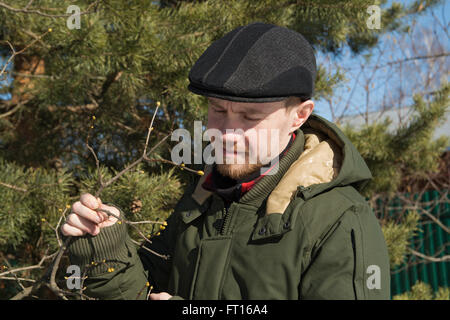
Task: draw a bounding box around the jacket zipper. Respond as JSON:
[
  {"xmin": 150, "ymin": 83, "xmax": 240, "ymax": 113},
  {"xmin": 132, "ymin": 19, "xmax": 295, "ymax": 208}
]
[
  {"xmin": 220, "ymin": 205, "xmax": 229, "ymax": 235},
  {"xmin": 350, "ymin": 229, "xmax": 358, "ymax": 300}
]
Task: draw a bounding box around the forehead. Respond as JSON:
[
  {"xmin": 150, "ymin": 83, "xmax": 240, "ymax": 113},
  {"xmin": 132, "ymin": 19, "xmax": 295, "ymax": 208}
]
[{"xmin": 208, "ymin": 97, "xmax": 283, "ymax": 113}]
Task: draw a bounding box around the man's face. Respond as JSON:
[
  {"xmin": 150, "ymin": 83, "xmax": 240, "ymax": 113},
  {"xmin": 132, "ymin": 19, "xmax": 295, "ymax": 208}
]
[{"xmin": 206, "ymin": 97, "xmax": 314, "ymax": 179}]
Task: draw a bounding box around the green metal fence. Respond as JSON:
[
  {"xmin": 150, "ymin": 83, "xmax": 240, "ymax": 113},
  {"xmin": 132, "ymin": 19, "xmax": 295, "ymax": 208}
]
[{"xmin": 387, "ymin": 190, "xmax": 450, "ymax": 297}]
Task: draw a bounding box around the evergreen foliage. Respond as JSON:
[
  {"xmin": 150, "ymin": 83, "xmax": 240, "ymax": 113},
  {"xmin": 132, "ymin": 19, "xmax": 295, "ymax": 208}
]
[{"xmin": 0, "ymin": 0, "xmax": 447, "ymax": 299}]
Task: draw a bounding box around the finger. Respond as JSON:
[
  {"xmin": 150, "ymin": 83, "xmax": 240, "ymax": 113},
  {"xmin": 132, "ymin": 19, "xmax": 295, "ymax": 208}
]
[
  {"xmin": 98, "ymin": 203, "xmax": 120, "ymax": 224},
  {"xmin": 149, "ymin": 293, "xmax": 162, "ymax": 300},
  {"xmin": 150, "ymin": 292, "xmax": 172, "ymax": 300},
  {"xmin": 80, "ymin": 193, "xmax": 101, "ymax": 210},
  {"xmin": 79, "ymin": 194, "xmax": 106, "ymax": 222},
  {"xmin": 66, "ymin": 213, "xmax": 100, "ymax": 236},
  {"xmin": 95, "ymin": 197, "xmax": 107, "ymax": 219},
  {"xmin": 60, "ymin": 222, "xmax": 87, "ymax": 237},
  {"xmin": 160, "ymin": 292, "xmax": 172, "ymax": 300},
  {"xmin": 94, "ymin": 197, "xmax": 109, "ymax": 221},
  {"xmin": 72, "ymin": 201, "xmax": 103, "ymax": 224}
]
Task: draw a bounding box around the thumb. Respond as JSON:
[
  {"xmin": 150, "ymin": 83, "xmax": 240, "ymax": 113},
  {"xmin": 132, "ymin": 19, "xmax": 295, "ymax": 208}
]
[{"xmin": 97, "ymin": 203, "xmax": 120, "ymax": 228}]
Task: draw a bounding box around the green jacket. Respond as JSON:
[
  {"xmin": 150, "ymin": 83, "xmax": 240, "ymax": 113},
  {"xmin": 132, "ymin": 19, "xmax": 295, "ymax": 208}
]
[{"xmin": 65, "ymin": 114, "xmax": 390, "ymax": 300}]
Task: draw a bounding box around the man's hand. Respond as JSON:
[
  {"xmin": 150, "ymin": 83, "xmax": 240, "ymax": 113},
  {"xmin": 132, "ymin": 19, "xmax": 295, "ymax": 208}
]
[
  {"xmin": 149, "ymin": 292, "xmax": 173, "ymax": 300},
  {"xmin": 60, "ymin": 193, "xmax": 120, "ymax": 237}
]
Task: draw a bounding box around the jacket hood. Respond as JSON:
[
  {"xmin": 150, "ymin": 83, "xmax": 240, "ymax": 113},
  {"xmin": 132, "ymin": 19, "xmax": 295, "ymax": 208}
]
[
  {"xmin": 265, "ymin": 113, "xmax": 372, "ymax": 214},
  {"xmin": 191, "ymin": 113, "xmax": 372, "ymax": 215}
]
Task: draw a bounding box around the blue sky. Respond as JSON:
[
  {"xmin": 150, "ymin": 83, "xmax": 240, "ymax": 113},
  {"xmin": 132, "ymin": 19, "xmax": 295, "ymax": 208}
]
[
  {"xmin": 0, "ymin": 49, "xmax": 12, "ymax": 101},
  {"xmin": 314, "ymin": 0, "xmax": 449, "ymax": 121}
]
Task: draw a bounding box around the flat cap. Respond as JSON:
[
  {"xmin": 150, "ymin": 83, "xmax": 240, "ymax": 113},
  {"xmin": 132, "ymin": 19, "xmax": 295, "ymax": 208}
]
[{"xmin": 188, "ymin": 22, "xmax": 317, "ymax": 103}]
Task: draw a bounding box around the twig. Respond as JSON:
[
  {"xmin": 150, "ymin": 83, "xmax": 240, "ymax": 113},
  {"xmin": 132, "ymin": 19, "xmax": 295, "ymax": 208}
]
[
  {"xmin": 146, "ymin": 283, "xmax": 153, "ymax": 300},
  {"xmin": 57, "ymin": 287, "xmax": 95, "ymax": 300},
  {"xmin": 0, "ymin": 276, "xmax": 36, "ymax": 282},
  {"xmin": 54, "ymin": 210, "xmax": 68, "ymax": 247},
  {"xmin": 95, "ymin": 133, "xmax": 171, "ymax": 196},
  {"xmin": 10, "ymin": 286, "xmax": 33, "ymax": 300},
  {"xmin": 38, "ymin": 237, "xmax": 71, "ymax": 300},
  {"xmin": 94, "ymin": 208, "xmax": 171, "ymax": 260},
  {"xmin": 24, "ymin": 0, "xmax": 34, "ymax": 10},
  {"xmin": 0, "ymin": 40, "xmax": 14, "ymax": 78},
  {"xmin": 0, "ymin": 252, "xmax": 26, "ymax": 291},
  {"xmin": 145, "ymin": 158, "xmax": 201, "ymax": 174},
  {"xmin": 409, "ymin": 249, "xmax": 450, "ymax": 262},
  {"xmin": 0, "ymin": 1, "xmax": 100, "ymax": 18},
  {"xmin": 0, "ymin": 102, "xmax": 26, "ymax": 119},
  {"xmin": 0, "ymin": 251, "xmax": 56, "ymax": 277},
  {"xmin": 0, "ymin": 28, "xmax": 51, "ymax": 78},
  {"xmin": 403, "ymin": 205, "xmax": 449, "ymax": 234},
  {"xmin": 0, "ymin": 181, "xmax": 28, "ymax": 192},
  {"xmin": 78, "ymin": 268, "xmax": 89, "ymax": 300},
  {"xmin": 95, "ymin": 208, "xmax": 156, "ymax": 251},
  {"xmin": 130, "ymin": 239, "xmax": 169, "ymax": 260},
  {"xmin": 128, "ymin": 220, "xmax": 167, "ymax": 225},
  {"xmin": 86, "ymin": 143, "xmax": 103, "ymax": 195},
  {"xmin": 143, "ymin": 103, "xmax": 160, "ymax": 159}
]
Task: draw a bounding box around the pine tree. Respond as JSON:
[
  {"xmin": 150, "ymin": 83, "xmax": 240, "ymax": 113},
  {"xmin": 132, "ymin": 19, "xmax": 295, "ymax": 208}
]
[{"xmin": 0, "ymin": 0, "xmax": 447, "ymax": 299}]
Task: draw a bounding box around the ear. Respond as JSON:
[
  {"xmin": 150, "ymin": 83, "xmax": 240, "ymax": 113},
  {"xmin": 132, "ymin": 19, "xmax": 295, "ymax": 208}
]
[{"xmin": 290, "ymin": 100, "xmax": 314, "ymax": 132}]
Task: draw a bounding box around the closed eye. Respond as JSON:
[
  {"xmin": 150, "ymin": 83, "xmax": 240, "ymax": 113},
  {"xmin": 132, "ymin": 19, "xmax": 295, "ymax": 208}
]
[{"xmin": 244, "ymin": 115, "xmax": 263, "ymax": 121}]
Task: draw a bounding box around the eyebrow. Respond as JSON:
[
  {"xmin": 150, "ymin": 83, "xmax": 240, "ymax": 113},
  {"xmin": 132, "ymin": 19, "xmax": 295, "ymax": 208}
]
[
  {"xmin": 210, "ymin": 100, "xmax": 226, "ymax": 109},
  {"xmin": 209, "ymin": 99, "xmax": 270, "ymax": 114}
]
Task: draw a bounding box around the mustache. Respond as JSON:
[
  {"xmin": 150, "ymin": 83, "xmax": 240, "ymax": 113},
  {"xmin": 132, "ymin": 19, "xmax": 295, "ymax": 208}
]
[{"xmin": 211, "ymin": 138, "xmax": 249, "ymax": 153}]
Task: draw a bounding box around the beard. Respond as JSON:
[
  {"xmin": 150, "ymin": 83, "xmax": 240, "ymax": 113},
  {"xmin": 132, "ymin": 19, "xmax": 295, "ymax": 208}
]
[
  {"xmin": 215, "ymin": 162, "xmax": 264, "ymax": 180},
  {"xmin": 211, "ymin": 138, "xmax": 270, "ymax": 180}
]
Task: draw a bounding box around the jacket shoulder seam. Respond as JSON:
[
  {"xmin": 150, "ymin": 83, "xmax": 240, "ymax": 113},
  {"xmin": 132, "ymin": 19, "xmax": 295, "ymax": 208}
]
[{"xmin": 334, "ymin": 186, "xmax": 367, "ymax": 208}]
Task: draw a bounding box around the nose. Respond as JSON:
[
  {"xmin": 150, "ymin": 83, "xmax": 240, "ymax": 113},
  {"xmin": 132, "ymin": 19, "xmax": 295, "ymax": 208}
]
[
  {"xmin": 220, "ymin": 113, "xmax": 236, "ymax": 131},
  {"xmin": 221, "ymin": 130, "xmax": 247, "ymax": 156},
  {"xmin": 219, "ymin": 104, "xmax": 247, "ymax": 132}
]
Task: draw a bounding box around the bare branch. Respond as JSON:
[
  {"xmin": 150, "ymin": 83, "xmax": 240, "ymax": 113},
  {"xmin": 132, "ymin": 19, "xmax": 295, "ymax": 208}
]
[
  {"xmin": 0, "ymin": 252, "xmax": 26, "ymax": 291},
  {"xmin": 0, "ymin": 276, "xmax": 36, "ymax": 283},
  {"xmin": 96, "ymin": 132, "xmax": 171, "ymax": 195},
  {"xmin": 409, "ymin": 249, "xmax": 450, "ymax": 262},
  {"xmin": 0, "ymin": 181, "xmax": 28, "ymax": 192},
  {"xmin": 128, "ymin": 220, "xmax": 168, "ymax": 225},
  {"xmin": 0, "ymin": 29, "xmax": 51, "ymax": 75},
  {"xmin": 0, "ymin": 251, "xmax": 56, "ymax": 277},
  {"xmin": 130, "ymin": 239, "xmax": 169, "ymax": 260},
  {"xmin": 0, "ymin": 1, "xmax": 100, "ymax": 18},
  {"xmin": 86, "ymin": 143, "xmax": 103, "ymax": 196},
  {"xmin": 143, "ymin": 103, "xmax": 160, "ymax": 159}
]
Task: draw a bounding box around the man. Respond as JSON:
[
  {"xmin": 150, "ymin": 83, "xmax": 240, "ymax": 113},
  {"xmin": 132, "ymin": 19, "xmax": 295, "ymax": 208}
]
[{"xmin": 61, "ymin": 22, "xmax": 390, "ymax": 300}]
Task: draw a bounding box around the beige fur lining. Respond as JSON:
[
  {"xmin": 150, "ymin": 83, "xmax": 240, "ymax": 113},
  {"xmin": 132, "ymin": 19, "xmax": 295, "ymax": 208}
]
[{"xmin": 265, "ymin": 126, "xmax": 343, "ymax": 215}]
